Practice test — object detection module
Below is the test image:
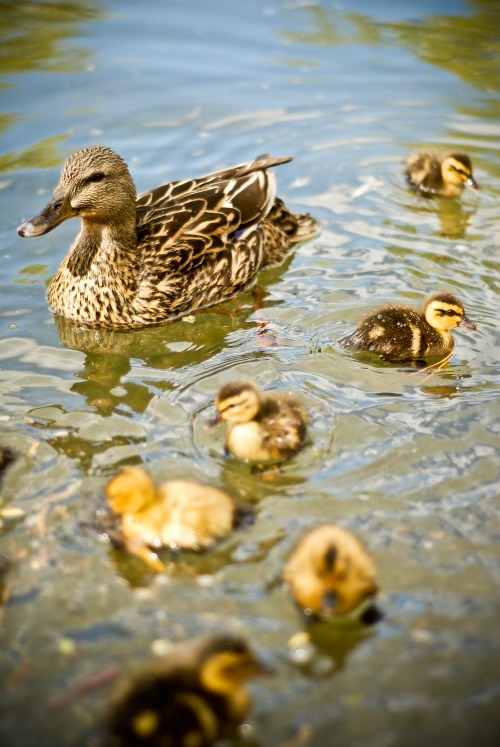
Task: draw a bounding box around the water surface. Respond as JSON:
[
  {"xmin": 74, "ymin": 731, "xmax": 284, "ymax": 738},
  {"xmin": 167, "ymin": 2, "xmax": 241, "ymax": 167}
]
[{"xmin": 0, "ymin": 1, "xmax": 499, "ymax": 746}]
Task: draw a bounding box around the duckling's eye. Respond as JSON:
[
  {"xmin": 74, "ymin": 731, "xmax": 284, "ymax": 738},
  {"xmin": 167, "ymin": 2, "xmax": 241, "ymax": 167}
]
[
  {"xmin": 446, "ymin": 309, "xmax": 458, "ymax": 317},
  {"xmin": 450, "ymin": 165, "xmax": 468, "ymax": 178}
]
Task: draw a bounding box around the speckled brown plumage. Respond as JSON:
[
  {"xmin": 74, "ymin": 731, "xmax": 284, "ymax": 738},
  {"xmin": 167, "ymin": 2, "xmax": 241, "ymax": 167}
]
[
  {"xmin": 405, "ymin": 150, "xmax": 479, "ymax": 197},
  {"xmin": 215, "ymin": 379, "xmax": 307, "ymax": 463},
  {"xmin": 17, "ymin": 146, "xmax": 317, "ymax": 329},
  {"xmin": 340, "ymin": 292, "xmax": 477, "ymax": 361}
]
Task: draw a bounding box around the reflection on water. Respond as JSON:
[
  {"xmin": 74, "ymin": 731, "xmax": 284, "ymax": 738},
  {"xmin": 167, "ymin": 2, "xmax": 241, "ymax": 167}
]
[{"xmin": 0, "ymin": 0, "xmax": 499, "ymax": 746}]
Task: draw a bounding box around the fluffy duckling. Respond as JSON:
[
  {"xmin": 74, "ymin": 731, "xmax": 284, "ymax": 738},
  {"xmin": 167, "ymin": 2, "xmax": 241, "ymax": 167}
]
[
  {"xmin": 283, "ymin": 524, "xmax": 379, "ymax": 623},
  {"xmin": 106, "ymin": 466, "xmax": 236, "ymax": 571},
  {"xmin": 17, "ymin": 145, "xmax": 316, "ymax": 329},
  {"xmin": 214, "ymin": 379, "xmax": 307, "ymax": 463},
  {"xmin": 340, "ymin": 292, "xmax": 477, "ymax": 362},
  {"xmin": 105, "ymin": 633, "xmax": 270, "ymax": 747},
  {"xmin": 405, "ymin": 150, "xmax": 479, "ymax": 197}
]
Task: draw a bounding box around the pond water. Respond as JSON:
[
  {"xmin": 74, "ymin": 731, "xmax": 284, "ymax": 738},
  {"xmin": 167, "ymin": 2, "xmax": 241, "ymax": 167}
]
[{"xmin": 1, "ymin": 1, "xmax": 499, "ymax": 745}]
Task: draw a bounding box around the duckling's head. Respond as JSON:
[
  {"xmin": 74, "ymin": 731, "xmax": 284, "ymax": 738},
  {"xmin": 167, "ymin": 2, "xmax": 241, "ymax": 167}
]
[
  {"xmin": 441, "ymin": 154, "xmax": 479, "ymax": 192},
  {"xmin": 424, "ymin": 293, "xmax": 477, "ymax": 332},
  {"xmin": 18, "ymin": 145, "xmax": 136, "ymax": 238},
  {"xmin": 199, "ymin": 634, "xmax": 270, "ymax": 694},
  {"xmin": 284, "ymin": 525, "xmax": 379, "ymax": 620},
  {"xmin": 106, "ymin": 466, "xmax": 157, "ymax": 514},
  {"xmin": 215, "ymin": 380, "xmax": 261, "ymax": 424}
]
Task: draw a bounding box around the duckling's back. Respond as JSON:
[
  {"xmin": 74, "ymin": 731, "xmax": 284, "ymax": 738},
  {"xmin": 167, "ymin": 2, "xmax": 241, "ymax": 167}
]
[
  {"xmin": 259, "ymin": 392, "xmax": 307, "ymax": 456},
  {"xmin": 106, "ymin": 665, "xmax": 231, "ymax": 747},
  {"xmin": 340, "ymin": 306, "xmax": 424, "ymax": 360},
  {"xmin": 405, "ymin": 150, "xmax": 442, "ymax": 193}
]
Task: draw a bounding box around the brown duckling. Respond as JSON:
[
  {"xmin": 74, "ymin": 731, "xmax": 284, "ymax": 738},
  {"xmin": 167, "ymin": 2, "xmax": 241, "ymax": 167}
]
[
  {"xmin": 106, "ymin": 466, "xmax": 236, "ymax": 571},
  {"xmin": 405, "ymin": 150, "xmax": 480, "ymax": 197},
  {"xmin": 214, "ymin": 379, "xmax": 307, "ymax": 463},
  {"xmin": 340, "ymin": 292, "xmax": 477, "ymax": 362},
  {"xmin": 17, "ymin": 145, "xmax": 317, "ymax": 329},
  {"xmin": 105, "ymin": 633, "xmax": 270, "ymax": 747},
  {"xmin": 283, "ymin": 524, "xmax": 379, "ymax": 623}
]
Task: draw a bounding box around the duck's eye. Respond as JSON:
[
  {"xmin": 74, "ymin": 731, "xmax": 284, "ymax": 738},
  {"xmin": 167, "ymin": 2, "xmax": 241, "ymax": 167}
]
[
  {"xmin": 85, "ymin": 172, "xmax": 106, "ymax": 184},
  {"xmin": 51, "ymin": 199, "xmax": 63, "ymax": 211},
  {"xmin": 446, "ymin": 309, "xmax": 458, "ymax": 317}
]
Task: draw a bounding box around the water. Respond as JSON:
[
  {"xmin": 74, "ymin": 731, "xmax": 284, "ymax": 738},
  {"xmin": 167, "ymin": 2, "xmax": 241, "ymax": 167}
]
[{"xmin": 1, "ymin": 1, "xmax": 499, "ymax": 745}]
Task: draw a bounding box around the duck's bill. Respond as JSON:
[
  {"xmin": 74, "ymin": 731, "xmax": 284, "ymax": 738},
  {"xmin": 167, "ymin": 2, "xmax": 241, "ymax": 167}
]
[
  {"xmin": 465, "ymin": 175, "xmax": 480, "ymax": 191},
  {"xmin": 458, "ymin": 316, "xmax": 477, "ymax": 331},
  {"xmin": 17, "ymin": 198, "xmax": 75, "ymax": 237}
]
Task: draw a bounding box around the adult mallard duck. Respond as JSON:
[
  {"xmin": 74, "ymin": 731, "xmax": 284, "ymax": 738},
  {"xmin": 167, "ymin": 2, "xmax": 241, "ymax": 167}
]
[
  {"xmin": 283, "ymin": 524, "xmax": 380, "ymax": 624},
  {"xmin": 17, "ymin": 146, "xmax": 317, "ymax": 329},
  {"xmin": 339, "ymin": 292, "xmax": 477, "ymax": 362},
  {"xmin": 405, "ymin": 150, "xmax": 480, "ymax": 197},
  {"xmin": 105, "ymin": 633, "xmax": 271, "ymax": 747},
  {"xmin": 213, "ymin": 379, "xmax": 307, "ymax": 463},
  {"xmin": 106, "ymin": 466, "xmax": 237, "ymax": 571}
]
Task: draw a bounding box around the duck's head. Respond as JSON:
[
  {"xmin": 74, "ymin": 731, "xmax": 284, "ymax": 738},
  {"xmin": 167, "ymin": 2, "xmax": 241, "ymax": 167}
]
[
  {"xmin": 199, "ymin": 634, "xmax": 271, "ymax": 694},
  {"xmin": 106, "ymin": 465, "xmax": 157, "ymax": 514},
  {"xmin": 17, "ymin": 145, "xmax": 136, "ymax": 238},
  {"xmin": 441, "ymin": 154, "xmax": 480, "ymax": 192},
  {"xmin": 424, "ymin": 293, "xmax": 477, "ymax": 332},
  {"xmin": 284, "ymin": 525, "xmax": 379, "ymax": 621},
  {"xmin": 215, "ymin": 380, "xmax": 261, "ymax": 424}
]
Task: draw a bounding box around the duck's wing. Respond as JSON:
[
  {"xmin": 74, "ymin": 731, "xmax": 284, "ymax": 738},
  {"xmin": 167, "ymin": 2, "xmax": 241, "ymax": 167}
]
[
  {"xmin": 136, "ymin": 154, "xmax": 292, "ymax": 211},
  {"xmin": 134, "ymin": 157, "xmax": 293, "ymax": 303}
]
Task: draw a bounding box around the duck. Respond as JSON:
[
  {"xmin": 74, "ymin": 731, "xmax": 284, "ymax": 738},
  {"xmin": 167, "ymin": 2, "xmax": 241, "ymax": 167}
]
[
  {"xmin": 105, "ymin": 633, "xmax": 271, "ymax": 747},
  {"xmin": 106, "ymin": 466, "xmax": 236, "ymax": 572},
  {"xmin": 405, "ymin": 150, "xmax": 480, "ymax": 197},
  {"xmin": 282, "ymin": 524, "xmax": 380, "ymax": 624},
  {"xmin": 213, "ymin": 379, "xmax": 307, "ymax": 463},
  {"xmin": 339, "ymin": 292, "xmax": 477, "ymax": 362},
  {"xmin": 17, "ymin": 145, "xmax": 317, "ymax": 329}
]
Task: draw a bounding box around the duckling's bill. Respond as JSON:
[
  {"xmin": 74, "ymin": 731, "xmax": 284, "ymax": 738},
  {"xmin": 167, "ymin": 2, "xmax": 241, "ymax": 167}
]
[
  {"xmin": 465, "ymin": 175, "xmax": 480, "ymax": 191},
  {"xmin": 458, "ymin": 316, "xmax": 477, "ymax": 331}
]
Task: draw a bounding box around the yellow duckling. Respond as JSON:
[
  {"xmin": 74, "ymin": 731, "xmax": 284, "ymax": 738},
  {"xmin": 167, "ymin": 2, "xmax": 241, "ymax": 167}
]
[
  {"xmin": 340, "ymin": 292, "xmax": 477, "ymax": 362},
  {"xmin": 106, "ymin": 466, "xmax": 236, "ymax": 571},
  {"xmin": 17, "ymin": 146, "xmax": 317, "ymax": 329},
  {"xmin": 105, "ymin": 633, "xmax": 271, "ymax": 747},
  {"xmin": 214, "ymin": 379, "xmax": 307, "ymax": 463},
  {"xmin": 283, "ymin": 524, "xmax": 379, "ymax": 623},
  {"xmin": 405, "ymin": 150, "xmax": 480, "ymax": 197}
]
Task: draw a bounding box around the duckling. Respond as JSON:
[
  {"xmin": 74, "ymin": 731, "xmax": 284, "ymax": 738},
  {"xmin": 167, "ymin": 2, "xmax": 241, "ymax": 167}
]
[
  {"xmin": 105, "ymin": 633, "xmax": 270, "ymax": 747},
  {"xmin": 106, "ymin": 466, "xmax": 236, "ymax": 571},
  {"xmin": 17, "ymin": 146, "xmax": 317, "ymax": 329},
  {"xmin": 405, "ymin": 150, "xmax": 480, "ymax": 197},
  {"xmin": 339, "ymin": 292, "xmax": 477, "ymax": 362},
  {"xmin": 283, "ymin": 524, "xmax": 379, "ymax": 623},
  {"xmin": 214, "ymin": 379, "xmax": 307, "ymax": 463}
]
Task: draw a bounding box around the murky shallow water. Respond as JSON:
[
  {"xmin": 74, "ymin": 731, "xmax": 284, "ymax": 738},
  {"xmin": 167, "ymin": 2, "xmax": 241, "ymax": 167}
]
[{"xmin": 1, "ymin": 1, "xmax": 499, "ymax": 746}]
